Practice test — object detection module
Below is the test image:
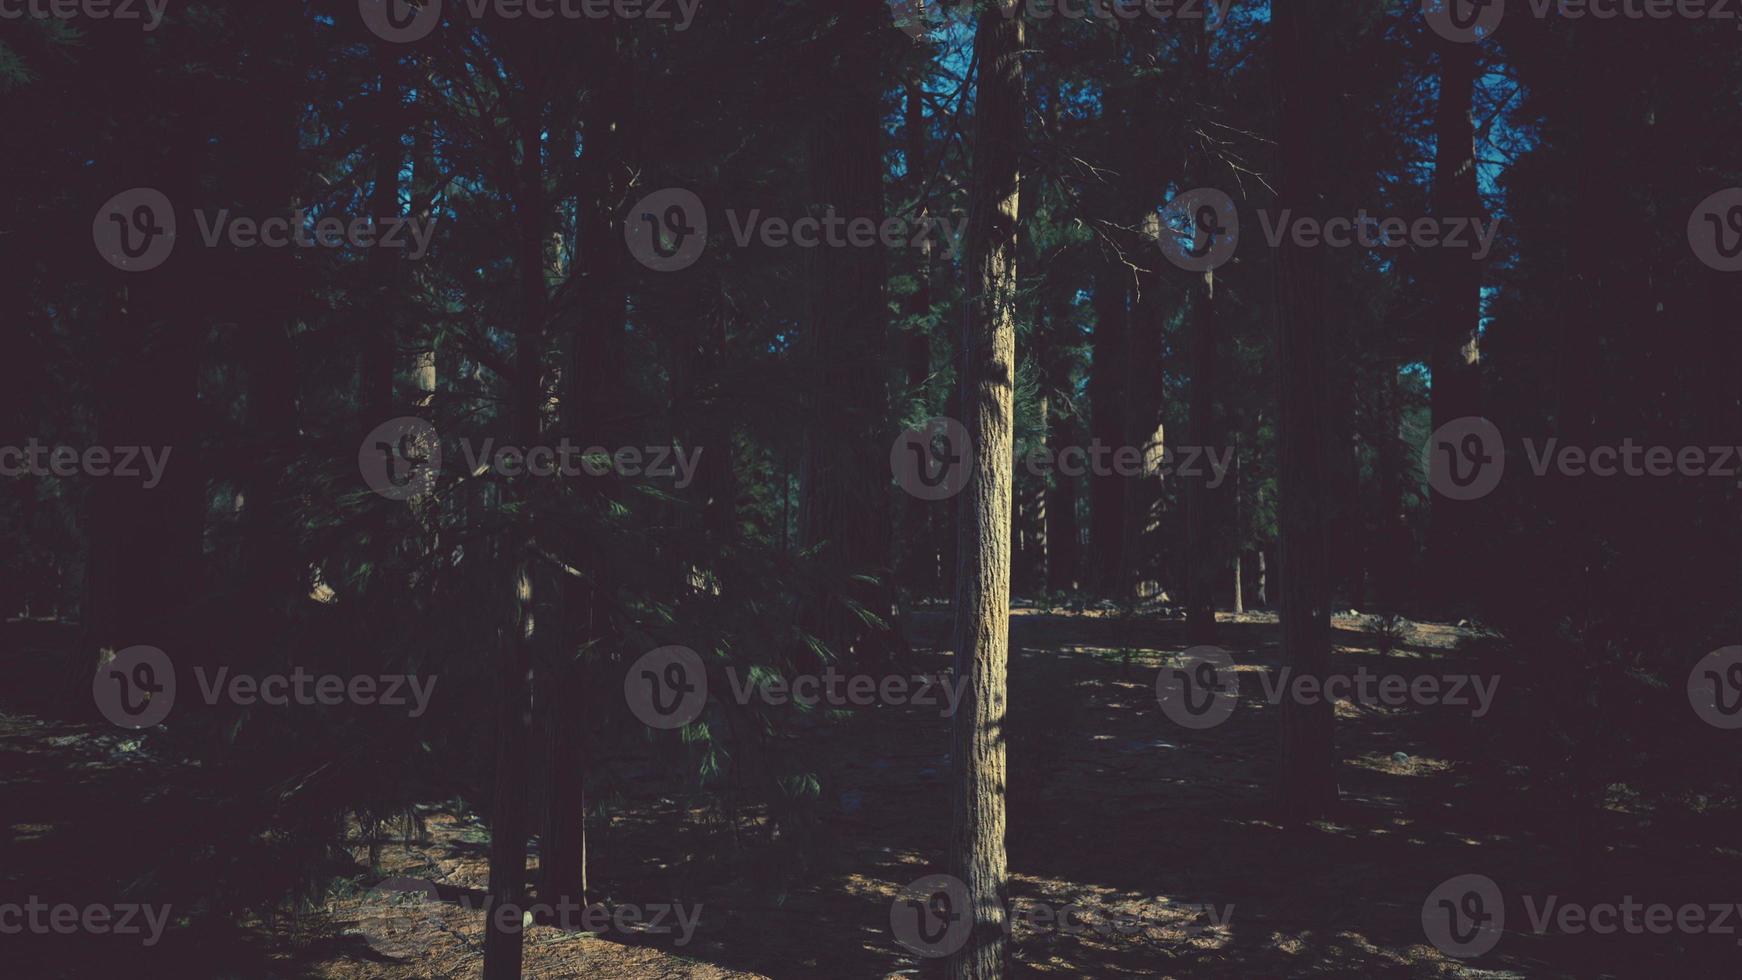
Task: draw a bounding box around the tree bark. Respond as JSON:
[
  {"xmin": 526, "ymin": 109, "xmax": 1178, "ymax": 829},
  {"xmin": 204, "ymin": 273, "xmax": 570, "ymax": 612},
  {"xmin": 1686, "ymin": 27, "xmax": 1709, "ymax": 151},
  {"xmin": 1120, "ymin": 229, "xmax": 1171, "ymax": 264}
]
[
  {"xmin": 797, "ymin": 1, "xmax": 894, "ymax": 671},
  {"xmin": 948, "ymin": 5, "xmax": 1023, "ymax": 977},
  {"xmin": 1088, "ymin": 263, "xmax": 1127, "ymax": 598},
  {"xmin": 1184, "ymin": 267, "xmax": 1219, "ymax": 642},
  {"xmin": 482, "ymin": 90, "xmax": 548, "ymax": 980},
  {"xmin": 900, "ymin": 78, "xmax": 938, "ymax": 599},
  {"xmin": 1272, "ymin": 0, "xmax": 1340, "ymax": 823}
]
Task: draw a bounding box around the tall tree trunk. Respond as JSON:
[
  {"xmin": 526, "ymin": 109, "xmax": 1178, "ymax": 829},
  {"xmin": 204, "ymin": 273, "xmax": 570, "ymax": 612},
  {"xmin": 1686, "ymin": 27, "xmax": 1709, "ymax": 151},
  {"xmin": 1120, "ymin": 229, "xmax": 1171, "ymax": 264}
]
[
  {"xmin": 1232, "ymin": 437, "xmax": 1245, "ymax": 615},
  {"xmin": 86, "ymin": 41, "xmax": 205, "ymax": 698},
  {"xmin": 1424, "ymin": 40, "xmax": 1483, "ymax": 609},
  {"xmin": 1373, "ymin": 361, "xmax": 1407, "ymax": 613},
  {"xmin": 482, "ymin": 92, "xmax": 547, "ymax": 980},
  {"xmin": 1088, "ymin": 263, "xmax": 1127, "ymax": 598},
  {"xmin": 798, "ymin": 2, "xmax": 894, "ymax": 671},
  {"xmin": 542, "ymin": 17, "xmax": 631, "ymax": 910},
  {"xmin": 900, "ymin": 78, "xmax": 938, "ymax": 599},
  {"xmin": 1184, "ymin": 267, "xmax": 1219, "ymax": 641},
  {"xmin": 1044, "ymin": 413, "xmax": 1080, "ymax": 594},
  {"xmin": 1272, "ymin": 0, "xmax": 1340, "ymax": 823},
  {"xmin": 948, "ymin": 6, "xmax": 1023, "ymax": 977},
  {"xmin": 1038, "ymin": 70, "xmax": 1077, "ymax": 598},
  {"xmin": 363, "ymin": 58, "xmax": 403, "ymax": 419},
  {"xmin": 234, "ymin": 5, "xmax": 304, "ymax": 620}
]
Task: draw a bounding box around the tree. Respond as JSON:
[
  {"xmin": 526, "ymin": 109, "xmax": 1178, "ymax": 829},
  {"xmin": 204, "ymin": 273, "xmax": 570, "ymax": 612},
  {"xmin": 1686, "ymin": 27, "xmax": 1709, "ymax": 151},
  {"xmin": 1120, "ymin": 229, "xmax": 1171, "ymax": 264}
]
[
  {"xmin": 947, "ymin": 3, "xmax": 1024, "ymax": 976},
  {"xmin": 1271, "ymin": 0, "xmax": 1339, "ymax": 822}
]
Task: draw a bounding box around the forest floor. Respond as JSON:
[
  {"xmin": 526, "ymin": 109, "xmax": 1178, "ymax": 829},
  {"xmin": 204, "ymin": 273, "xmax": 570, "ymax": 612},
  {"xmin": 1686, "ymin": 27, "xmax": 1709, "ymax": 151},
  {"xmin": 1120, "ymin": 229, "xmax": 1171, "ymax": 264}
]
[{"xmin": 3, "ymin": 610, "xmax": 1733, "ymax": 978}]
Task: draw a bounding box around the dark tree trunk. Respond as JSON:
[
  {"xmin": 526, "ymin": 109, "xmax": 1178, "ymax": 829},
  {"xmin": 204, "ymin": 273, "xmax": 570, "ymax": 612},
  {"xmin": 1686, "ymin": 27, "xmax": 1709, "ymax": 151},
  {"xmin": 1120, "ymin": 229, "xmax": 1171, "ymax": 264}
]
[
  {"xmin": 1424, "ymin": 40, "xmax": 1483, "ymax": 609},
  {"xmin": 1184, "ymin": 267, "xmax": 1220, "ymax": 643},
  {"xmin": 1272, "ymin": 0, "xmax": 1340, "ymax": 823},
  {"xmin": 797, "ymin": 1, "xmax": 894, "ymax": 671},
  {"xmin": 900, "ymin": 78, "xmax": 938, "ymax": 599},
  {"xmin": 482, "ymin": 91, "xmax": 548, "ymax": 980},
  {"xmin": 541, "ymin": 15, "xmax": 633, "ymax": 913},
  {"xmin": 1088, "ymin": 263, "xmax": 1128, "ymax": 598}
]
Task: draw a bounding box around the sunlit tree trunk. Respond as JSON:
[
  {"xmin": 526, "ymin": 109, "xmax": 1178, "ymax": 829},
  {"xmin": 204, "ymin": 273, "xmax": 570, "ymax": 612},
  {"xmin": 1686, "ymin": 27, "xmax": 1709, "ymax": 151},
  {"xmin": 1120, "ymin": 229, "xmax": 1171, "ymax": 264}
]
[{"xmin": 948, "ymin": 4, "xmax": 1023, "ymax": 977}]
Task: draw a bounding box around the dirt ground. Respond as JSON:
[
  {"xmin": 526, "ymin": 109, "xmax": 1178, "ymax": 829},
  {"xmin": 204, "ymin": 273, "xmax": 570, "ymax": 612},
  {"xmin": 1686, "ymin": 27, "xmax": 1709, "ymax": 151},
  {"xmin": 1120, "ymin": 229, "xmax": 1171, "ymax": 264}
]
[{"xmin": 3, "ymin": 610, "xmax": 1733, "ymax": 977}]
